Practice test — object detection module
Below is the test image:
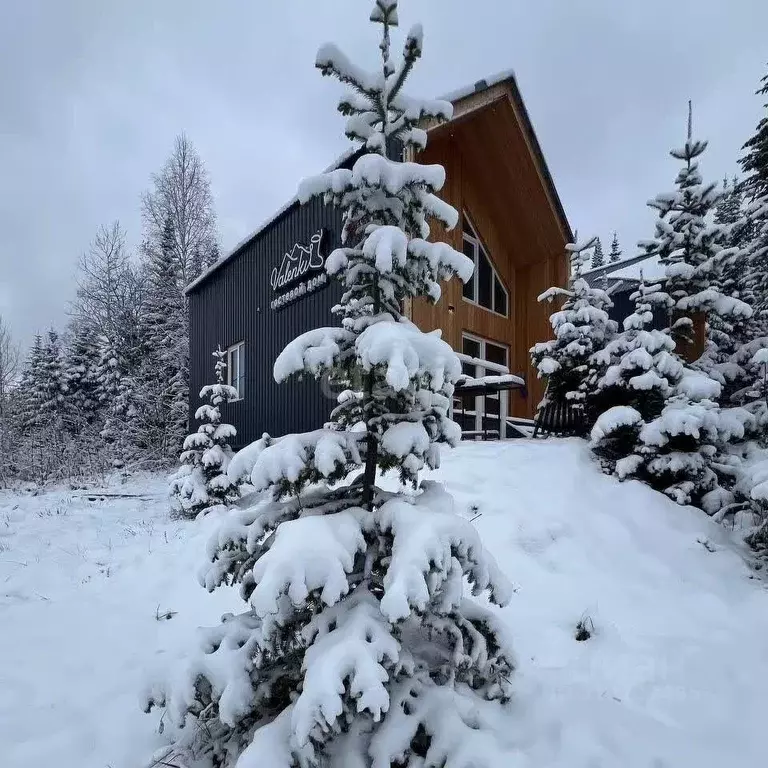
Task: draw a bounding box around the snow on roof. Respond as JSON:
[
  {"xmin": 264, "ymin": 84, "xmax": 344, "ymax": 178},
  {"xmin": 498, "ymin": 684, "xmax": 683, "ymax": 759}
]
[
  {"xmin": 608, "ymin": 255, "xmax": 665, "ymax": 282},
  {"xmin": 582, "ymin": 252, "xmax": 666, "ymax": 289},
  {"xmin": 186, "ymin": 68, "xmax": 569, "ymax": 295},
  {"xmin": 438, "ymin": 68, "xmax": 516, "ymax": 104}
]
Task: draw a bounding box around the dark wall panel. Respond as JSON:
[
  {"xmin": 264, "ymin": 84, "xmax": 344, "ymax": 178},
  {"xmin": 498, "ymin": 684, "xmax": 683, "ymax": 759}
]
[
  {"xmin": 608, "ymin": 288, "xmax": 666, "ymax": 331},
  {"xmin": 189, "ymin": 198, "xmax": 343, "ymax": 449}
]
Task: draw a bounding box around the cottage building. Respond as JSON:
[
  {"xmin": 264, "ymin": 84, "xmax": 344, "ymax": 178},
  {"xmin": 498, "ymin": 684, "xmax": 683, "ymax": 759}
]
[{"xmin": 185, "ymin": 71, "xmax": 572, "ymax": 448}]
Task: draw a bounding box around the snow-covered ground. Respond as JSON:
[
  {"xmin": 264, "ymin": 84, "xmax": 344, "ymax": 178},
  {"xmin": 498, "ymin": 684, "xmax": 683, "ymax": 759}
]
[{"xmin": 2, "ymin": 440, "xmax": 767, "ymax": 767}]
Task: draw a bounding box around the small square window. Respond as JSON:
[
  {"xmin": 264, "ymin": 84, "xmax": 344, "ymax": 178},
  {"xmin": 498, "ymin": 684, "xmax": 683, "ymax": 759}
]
[{"xmin": 462, "ymin": 337, "xmax": 481, "ymax": 360}]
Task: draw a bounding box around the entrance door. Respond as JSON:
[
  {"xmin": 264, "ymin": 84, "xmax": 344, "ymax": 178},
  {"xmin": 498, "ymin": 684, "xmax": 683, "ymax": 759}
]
[{"xmin": 456, "ymin": 334, "xmax": 509, "ymax": 438}]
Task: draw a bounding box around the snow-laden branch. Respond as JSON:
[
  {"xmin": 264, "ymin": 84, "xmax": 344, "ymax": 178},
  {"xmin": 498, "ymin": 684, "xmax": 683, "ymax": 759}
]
[
  {"xmin": 273, "ymin": 327, "xmax": 355, "ymax": 382},
  {"xmin": 377, "ymin": 482, "xmax": 513, "ymax": 620},
  {"xmin": 356, "ymin": 315, "xmax": 461, "ymax": 392}
]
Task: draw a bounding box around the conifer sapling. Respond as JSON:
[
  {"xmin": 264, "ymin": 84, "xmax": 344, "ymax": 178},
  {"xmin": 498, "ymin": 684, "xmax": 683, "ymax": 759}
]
[
  {"xmin": 608, "ymin": 231, "xmax": 622, "ymax": 263},
  {"xmin": 531, "ymin": 236, "xmax": 617, "ymax": 425},
  {"xmin": 590, "ymin": 276, "xmax": 683, "ymax": 477},
  {"xmin": 146, "ymin": 4, "xmax": 514, "ymax": 766},
  {"xmin": 170, "ymin": 346, "xmax": 239, "ymax": 517},
  {"xmin": 639, "ymin": 102, "xmax": 750, "ymax": 360}
]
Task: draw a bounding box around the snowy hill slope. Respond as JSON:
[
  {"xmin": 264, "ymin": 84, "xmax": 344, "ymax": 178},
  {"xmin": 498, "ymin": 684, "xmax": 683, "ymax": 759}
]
[{"xmin": 2, "ymin": 441, "xmax": 767, "ymax": 767}]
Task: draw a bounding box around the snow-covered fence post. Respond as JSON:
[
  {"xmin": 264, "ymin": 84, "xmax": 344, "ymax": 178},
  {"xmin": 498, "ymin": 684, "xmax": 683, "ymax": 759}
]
[{"xmin": 144, "ymin": 2, "xmax": 516, "ymax": 765}]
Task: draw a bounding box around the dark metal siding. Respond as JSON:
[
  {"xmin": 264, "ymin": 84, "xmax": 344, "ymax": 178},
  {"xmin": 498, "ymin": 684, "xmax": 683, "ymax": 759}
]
[
  {"xmin": 609, "ymin": 288, "xmax": 667, "ymax": 331},
  {"xmin": 188, "ymin": 198, "xmax": 343, "ymax": 449}
]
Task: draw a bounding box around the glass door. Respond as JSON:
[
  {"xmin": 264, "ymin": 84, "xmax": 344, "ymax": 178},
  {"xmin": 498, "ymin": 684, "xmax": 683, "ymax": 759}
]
[{"xmin": 456, "ymin": 334, "xmax": 509, "ymax": 438}]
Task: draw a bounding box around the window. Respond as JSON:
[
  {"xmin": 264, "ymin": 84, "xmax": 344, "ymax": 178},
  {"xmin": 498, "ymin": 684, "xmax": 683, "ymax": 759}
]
[
  {"xmin": 453, "ymin": 334, "xmax": 509, "ymax": 437},
  {"xmin": 227, "ymin": 341, "xmax": 245, "ymax": 400},
  {"xmin": 461, "ymin": 214, "xmax": 508, "ymax": 316}
]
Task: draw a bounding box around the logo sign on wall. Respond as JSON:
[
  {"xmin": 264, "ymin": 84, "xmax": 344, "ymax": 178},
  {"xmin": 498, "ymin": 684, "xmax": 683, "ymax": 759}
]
[{"xmin": 270, "ymin": 229, "xmax": 329, "ymax": 311}]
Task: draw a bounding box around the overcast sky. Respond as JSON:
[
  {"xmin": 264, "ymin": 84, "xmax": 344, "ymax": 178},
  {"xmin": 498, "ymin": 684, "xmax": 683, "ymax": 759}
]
[{"xmin": 1, "ymin": 0, "xmax": 766, "ymax": 351}]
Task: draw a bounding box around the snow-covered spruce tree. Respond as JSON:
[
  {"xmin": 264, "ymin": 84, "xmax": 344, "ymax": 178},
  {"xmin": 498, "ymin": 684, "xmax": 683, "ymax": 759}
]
[
  {"xmin": 17, "ymin": 334, "xmax": 45, "ymax": 434},
  {"xmin": 590, "ymin": 236, "xmax": 604, "ymax": 269},
  {"xmin": 628, "ymin": 360, "xmax": 757, "ymax": 512},
  {"xmin": 530, "ymin": 237, "xmax": 617, "ymax": 426},
  {"xmin": 727, "ymin": 196, "xmax": 768, "ymax": 429},
  {"xmin": 590, "ymin": 277, "xmax": 683, "ymax": 476},
  {"xmin": 739, "ymin": 66, "xmax": 768, "ymax": 324},
  {"xmin": 714, "ymin": 177, "xmax": 745, "ymax": 241},
  {"xmin": 145, "ymin": 4, "xmax": 514, "ymax": 766},
  {"xmin": 740, "ymin": 65, "xmax": 768, "ymax": 205},
  {"xmin": 38, "ymin": 329, "xmax": 68, "ymax": 435},
  {"xmin": 170, "ymin": 347, "xmax": 239, "ymax": 518},
  {"xmin": 735, "ymin": 66, "xmax": 768, "ymax": 552},
  {"xmin": 696, "ymin": 179, "xmax": 758, "ymax": 397},
  {"xmin": 640, "ymin": 103, "xmax": 750, "ymax": 362},
  {"xmin": 94, "ymin": 333, "xmax": 136, "ymax": 466},
  {"xmin": 64, "ymin": 322, "xmax": 100, "ymax": 427},
  {"xmin": 136, "ymin": 215, "xmax": 189, "ymax": 458},
  {"xmin": 608, "ymin": 231, "xmax": 622, "ymax": 263}
]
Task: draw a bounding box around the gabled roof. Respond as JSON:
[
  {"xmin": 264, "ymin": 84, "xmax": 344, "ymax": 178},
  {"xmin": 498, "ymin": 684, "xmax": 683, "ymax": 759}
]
[{"xmin": 186, "ymin": 70, "xmax": 571, "ymax": 295}]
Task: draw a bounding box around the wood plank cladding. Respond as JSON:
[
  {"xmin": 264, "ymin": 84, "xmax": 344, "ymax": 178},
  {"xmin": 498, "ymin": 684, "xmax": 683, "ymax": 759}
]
[{"xmin": 409, "ymin": 90, "xmax": 569, "ymax": 419}]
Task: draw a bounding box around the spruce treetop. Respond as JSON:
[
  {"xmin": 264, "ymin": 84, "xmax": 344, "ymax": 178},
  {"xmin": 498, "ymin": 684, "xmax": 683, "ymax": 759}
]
[
  {"xmin": 590, "ymin": 236, "xmax": 605, "ymax": 269},
  {"xmin": 740, "ymin": 66, "xmax": 768, "ymax": 202},
  {"xmin": 640, "ymin": 102, "xmax": 750, "ymax": 350},
  {"xmin": 609, "ymin": 231, "xmax": 622, "ymax": 263}
]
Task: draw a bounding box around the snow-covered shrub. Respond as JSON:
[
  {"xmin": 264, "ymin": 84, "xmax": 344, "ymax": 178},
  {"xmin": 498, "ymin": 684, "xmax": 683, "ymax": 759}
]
[
  {"xmin": 170, "ymin": 347, "xmax": 239, "ymax": 518},
  {"xmin": 146, "ymin": 4, "xmax": 513, "ymax": 766},
  {"xmin": 625, "ymin": 369, "xmax": 753, "ymax": 508},
  {"xmin": 531, "ymin": 237, "xmax": 616, "ymax": 425},
  {"xmin": 589, "ymin": 278, "xmax": 683, "ymax": 472}
]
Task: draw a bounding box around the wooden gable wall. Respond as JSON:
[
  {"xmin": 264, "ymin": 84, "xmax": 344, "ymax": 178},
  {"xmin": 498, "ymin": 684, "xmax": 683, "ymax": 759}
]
[{"xmin": 408, "ymin": 96, "xmax": 568, "ymax": 419}]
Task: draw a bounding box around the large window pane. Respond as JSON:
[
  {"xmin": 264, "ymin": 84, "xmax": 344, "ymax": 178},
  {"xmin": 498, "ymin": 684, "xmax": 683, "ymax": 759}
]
[
  {"xmin": 228, "ymin": 343, "xmax": 245, "ymax": 400},
  {"xmin": 462, "ymin": 337, "xmax": 481, "ymax": 360},
  {"xmin": 484, "ymin": 341, "xmax": 507, "ymax": 368},
  {"xmin": 237, "ymin": 346, "xmax": 245, "ymax": 399},
  {"xmin": 230, "ymin": 349, "xmax": 238, "ymax": 389},
  {"xmin": 462, "ymin": 238, "xmax": 475, "ymax": 300},
  {"xmin": 478, "ymin": 249, "xmax": 492, "ymax": 309},
  {"xmin": 494, "ymin": 276, "xmax": 508, "ymax": 316}
]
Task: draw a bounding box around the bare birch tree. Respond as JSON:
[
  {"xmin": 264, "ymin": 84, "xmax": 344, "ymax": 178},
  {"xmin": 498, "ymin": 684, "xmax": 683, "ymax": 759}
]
[
  {"xmin": 0, "ymin": 315, "xmax": 20, "ymax": 485},
  {"xmin": 71, "ymin": 221, "xmax": 140, "ymax": 342},
  {"xmin": 0, "ymin": 314, "xmax": 19, "ymax": 406},
  {"xmin": 141, "ymin": 133, "xmax": 218, "ymax": 286}
]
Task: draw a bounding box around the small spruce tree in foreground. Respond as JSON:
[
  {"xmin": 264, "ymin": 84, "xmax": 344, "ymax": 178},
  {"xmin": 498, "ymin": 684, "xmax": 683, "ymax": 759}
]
[
  {"xmin": 170, "ymin": 347, "xmax": 239, "ymax": 517},
  {"xmin": 146, "ymin": 3, "xmax": 514, "ymax": 766}
]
